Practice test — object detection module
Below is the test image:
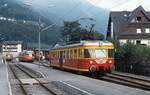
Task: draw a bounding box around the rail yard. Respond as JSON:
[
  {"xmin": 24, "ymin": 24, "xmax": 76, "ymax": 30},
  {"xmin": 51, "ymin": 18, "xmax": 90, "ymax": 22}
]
[
  {"xmin": 0, "ymin": 40, "xmax": 150, "ymax": 95},
  {"xmin": 1, "ymin": 0, "xmax": 150, "ymax": 95},
  {"xmin": 0, "ymin": 57, "xmax": 149, "ymax": 95}
]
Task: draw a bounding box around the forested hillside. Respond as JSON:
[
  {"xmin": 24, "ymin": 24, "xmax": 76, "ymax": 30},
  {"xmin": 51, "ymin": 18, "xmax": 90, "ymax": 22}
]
[{"xmin": 0, "ymin": 0, "xmax": 61, "ymax": 47}]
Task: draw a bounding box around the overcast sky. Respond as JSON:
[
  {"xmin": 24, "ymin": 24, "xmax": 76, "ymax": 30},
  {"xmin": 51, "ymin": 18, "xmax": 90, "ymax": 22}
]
[
  {"xmin": 88, "ymin": 0, "xmax": 150, "ymax": 11},
  {"xmin": 17, "ymin": 0, "xmax": 150, "ymax": 11}
]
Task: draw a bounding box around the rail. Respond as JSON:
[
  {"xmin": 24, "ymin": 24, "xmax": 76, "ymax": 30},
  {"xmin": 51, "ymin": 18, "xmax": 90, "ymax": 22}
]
[
  {"xmin": 16, "ymin": 64, "xmax": 57, "ymax": 95},
  {"xmin": 9, "ymin": 63, "xmax": 57, "ymax": 95},
  {"xmin": 8, "ymin": 63, "xmax": 28, "ymax": 95},
  {"xmin": 100, "ymin": 73, "xmax": 150, "ymax": 91}
]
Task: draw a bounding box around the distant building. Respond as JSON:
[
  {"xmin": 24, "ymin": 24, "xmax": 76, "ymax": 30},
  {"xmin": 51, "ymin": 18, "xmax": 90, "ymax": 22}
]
[
  {"xmin": 107, "ymin": 6, "xmax": 150, "ymax": 46},
  {"xmin": 2, "ymin": 41, "xmax": 22, "ymax": 57}
]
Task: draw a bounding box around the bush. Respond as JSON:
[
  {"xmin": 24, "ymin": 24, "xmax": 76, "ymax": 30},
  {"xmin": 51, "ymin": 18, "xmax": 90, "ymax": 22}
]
[{"xmin": 115, "ymin": 42, "xmax": 150, "ymax": 75}]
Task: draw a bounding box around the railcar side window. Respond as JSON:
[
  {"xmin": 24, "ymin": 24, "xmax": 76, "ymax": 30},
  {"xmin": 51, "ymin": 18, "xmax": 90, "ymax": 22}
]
[
  {"xmin": 62, "ymin": 51, "xmax": 65, "ymax": 58},
  {"xmin": 108, "ymin": 49, "xmax": 114, "ymax": 58},
  {"xmin": 70, "ymin": 50, "xmax": 73, "ymax": 59},
  {"xmin": 84, "ymin": 49, "xmax": 90, "ymax": 58},
  {"xmin": 78, "ymin": 49, "xmax": 82, "ymax": 58},
  {"xmin": 58, "ymin": 51, "xmax": 60, "ymax": 58},
  {"xmin": 74, "ymin": 49, "xmax": 77, "ymax": 59},
  {"xmin": 84, "ymin": 49, "xmax": 95, "ymax": 58},
  {"xmin": 64, "ymin": 51, "xmax": 66, "ymax": 59},
  {"xmin": 66, "ymin": 50, "xmax": 69, "ymax": 59}
]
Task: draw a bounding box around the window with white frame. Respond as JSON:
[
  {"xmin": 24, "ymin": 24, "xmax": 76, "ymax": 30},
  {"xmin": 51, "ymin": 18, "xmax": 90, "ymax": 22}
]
[
  {"xmin": 137, "ymin": 28, "xmax": 141, "ymax": 34},
  {"xmin": 145, "ymin": 28, "xmax": 150, "ymax": 33}
]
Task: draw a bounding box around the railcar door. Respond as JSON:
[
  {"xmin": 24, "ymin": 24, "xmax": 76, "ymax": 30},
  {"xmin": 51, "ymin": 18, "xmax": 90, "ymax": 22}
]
[{"xmin": 60, "ymin": 51, "xmax": 63, "ymax": 69}]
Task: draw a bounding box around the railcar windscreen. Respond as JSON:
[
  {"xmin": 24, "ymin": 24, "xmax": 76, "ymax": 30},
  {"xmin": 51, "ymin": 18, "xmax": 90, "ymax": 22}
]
[
  {"xmin": 95, "ymin": 49, "xmax": 106, "ymax": 58},
  {"xmin": 84, "ymin": 49, "xmax": 107, "ymax": 58}
]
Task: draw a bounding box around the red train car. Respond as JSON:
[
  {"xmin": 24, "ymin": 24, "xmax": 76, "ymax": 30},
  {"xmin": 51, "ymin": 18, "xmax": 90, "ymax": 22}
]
[
  {"xmin": 5, "ymin": 53, "xmax": 13, "ymax": 62},
  {"xmin": 49, "ymin": 40, "xmax": 114, "ymax": 75},
  {"xmin": 34, "ymin": 49, "xmax": 49, "ymax": 61},
  {"xmin": 18, "ymin": 50, "xmax": 35, "ymax": 62}
]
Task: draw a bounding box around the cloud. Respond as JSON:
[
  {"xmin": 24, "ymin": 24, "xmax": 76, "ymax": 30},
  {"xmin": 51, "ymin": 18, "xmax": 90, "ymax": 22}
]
[
  {"xmin": 87, "ymin": 0, "xmax": 150, "ymax": 11},
  {"xmin": 87, "ymin": 0, "xmax": 122, "ymax": 9}
]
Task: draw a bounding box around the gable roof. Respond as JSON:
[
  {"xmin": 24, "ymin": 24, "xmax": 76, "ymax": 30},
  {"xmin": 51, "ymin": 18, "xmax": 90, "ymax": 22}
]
[
  {"xmin": 109, "ymin": 6, "xmax": 150, "ymax": 37},
  {"xmin": 110, "ymin": 11, "xmax": 130, "ymax": 35},
  {"xmin": 127, "ymin": 6, "xmax": 150, "ymax": 23}
]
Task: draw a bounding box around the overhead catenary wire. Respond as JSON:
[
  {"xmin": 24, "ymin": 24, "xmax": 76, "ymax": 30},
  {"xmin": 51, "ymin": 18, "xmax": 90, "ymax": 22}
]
[
  {"xmin": 144, "ymin": 0, "xmax": 150, "ymax": 8},
  {"xmin": 51, "ymin": 0, "xmax": 104, "ymax": 42},
  {"xmin": 59, "ymin": 0, "xmax": 84, "ymax": 21},
  {"xmin": 33, "ymin": 0, "xmax": 85, "ymax": 43},
  {"xmin": 90, "ymin": 0, "xmax": 132, "ymax": 14},
  {"xmin": 95, "ymin": 0, "xmax": 144, "ymax": 17},
  {"xmin": 76, "ymin": 0, "xmax": 104, "ymax": 19},
  {"xmin": 20, "ymin": 0, "xmax": 143, "ymax": 43},
  {"xmin": 52, "ymin": 0, "xmax": 102, "ymax": 22},
  {"xmin": 112, "ymin": 0, "xmax": 143, "ymax": 11},
  {"xmin": 90, "ymin": 0, "xmax": 132, "ymax": 18}
]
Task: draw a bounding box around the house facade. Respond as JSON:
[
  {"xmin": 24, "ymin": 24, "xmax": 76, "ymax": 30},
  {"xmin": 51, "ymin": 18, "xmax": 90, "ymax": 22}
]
[
  {"xmin": 107, "ymin": 6, "xmax": 150, "ymax": 46},
  {"xmin": 2, "ymin": 41, "xmax": 22, "ymax": 57}
]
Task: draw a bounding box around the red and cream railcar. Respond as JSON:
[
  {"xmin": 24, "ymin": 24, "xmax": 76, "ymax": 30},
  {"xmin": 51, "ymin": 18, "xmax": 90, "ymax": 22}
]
[
  {"xmin": 49, "ymin": 41, "xmax": 114, "ymax": 74},
  {"xmin": 18, "ymin": 51, "xmax": 35, "ymax": 62}
]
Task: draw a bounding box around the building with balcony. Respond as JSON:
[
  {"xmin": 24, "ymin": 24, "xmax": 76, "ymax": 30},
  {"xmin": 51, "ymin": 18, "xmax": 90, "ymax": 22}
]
[{"xmin": 107, "ymin": 6, "xmax": 150, "ymax": 46}]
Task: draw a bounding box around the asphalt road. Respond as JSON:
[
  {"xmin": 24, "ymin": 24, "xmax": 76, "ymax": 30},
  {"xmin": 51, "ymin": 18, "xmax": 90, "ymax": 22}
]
[{"xmin": 20, "ymin": 62, "xmax": 150, "ymax": 95}]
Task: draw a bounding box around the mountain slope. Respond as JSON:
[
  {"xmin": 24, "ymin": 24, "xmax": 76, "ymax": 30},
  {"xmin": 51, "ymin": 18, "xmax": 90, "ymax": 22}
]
[
  {"xmin": 0, "ymin": 0, "xmax": 109, "ymax": 47},
  {"xmin": 0, "ymin": 0, "xmax": 61, "ymax": 46},
  {"xmin": 17, "ymin": 0, "xmax": 109, "ymax": 35}
]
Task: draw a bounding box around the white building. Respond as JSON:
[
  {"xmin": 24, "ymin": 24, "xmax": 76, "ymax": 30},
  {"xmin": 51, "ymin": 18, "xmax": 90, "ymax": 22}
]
[{"xmin": 2, "ymin": 41, "xmax": 22, "ymax": 58}]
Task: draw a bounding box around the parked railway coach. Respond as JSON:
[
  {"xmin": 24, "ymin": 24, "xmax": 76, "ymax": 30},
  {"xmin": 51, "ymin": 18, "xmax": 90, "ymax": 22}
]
[
  {"xmin": 49, "ymin": 40, "xmax": 114, "ymax": 74},
  {"xmin": 5, "ymin": 53, "xmax": 13, "ymax": 62},
  {"xmin": 18, "ymin": 50, "xmax": 35, "ymax": 62}
]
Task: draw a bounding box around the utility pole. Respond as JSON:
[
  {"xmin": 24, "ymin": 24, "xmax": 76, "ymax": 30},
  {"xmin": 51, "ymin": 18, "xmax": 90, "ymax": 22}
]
[
  {"xmin": 38, "ymin": 16, "xmax": 42, "ymax": 63},
  {"xmin": 24, "ymin": 1, "xmax": 56, "ymax": 65}
]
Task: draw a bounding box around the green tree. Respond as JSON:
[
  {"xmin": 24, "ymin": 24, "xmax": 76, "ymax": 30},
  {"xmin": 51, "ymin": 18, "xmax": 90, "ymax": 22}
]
[
  {"xmin": 61, "ymin": 21, "xmax": 104, "ymax": 42},
  {"xmin": 115, "ymin": 42, "xmax": 150, "ymax": 75}
]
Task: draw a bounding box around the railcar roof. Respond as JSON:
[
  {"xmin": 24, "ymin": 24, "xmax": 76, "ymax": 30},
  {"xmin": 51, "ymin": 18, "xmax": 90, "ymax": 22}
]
[{"xmin": 52, "ymin": 40, "xmax": 113, "ymax": 50}]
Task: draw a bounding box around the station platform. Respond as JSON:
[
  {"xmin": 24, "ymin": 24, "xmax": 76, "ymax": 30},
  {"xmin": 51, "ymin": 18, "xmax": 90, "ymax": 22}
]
[{"xmin": 0, "ymin": 58, "xmax": 10, "ymax": 95}]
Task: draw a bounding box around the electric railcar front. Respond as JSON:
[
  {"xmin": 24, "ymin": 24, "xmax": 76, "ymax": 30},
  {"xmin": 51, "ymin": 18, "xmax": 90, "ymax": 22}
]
[{"xmin": 49, "ymin": 41, "xmax": 114, "ymax": 74}]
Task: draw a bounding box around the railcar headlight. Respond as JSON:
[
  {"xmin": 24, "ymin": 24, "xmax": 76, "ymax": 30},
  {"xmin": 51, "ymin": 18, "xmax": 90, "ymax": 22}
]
[
  {"xmin": 102, "ymin": 60, "xmax": 107, "ymax": 64},
  {"xmin": 90, "ymin": 61, "xmax": 93, "ymax": 64},
  {"xmin": 108, "ymin": 60, "xmax": 112, "ymax": 63}
]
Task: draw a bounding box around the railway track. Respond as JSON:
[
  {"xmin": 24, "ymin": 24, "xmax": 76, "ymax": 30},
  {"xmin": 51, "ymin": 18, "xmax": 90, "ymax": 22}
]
[
  {"xmin": 24, "ymin": 61, "xmax": 50, "ymax": 68},
  {"xmin": 8, "ymin": 63, "xmax": 57, "ymax": 95},
  {"xmin": 24, "ymin": 61, "xmax": 150, "ymax": 91},
  {"xmin": 111, "ymin": 72, "xmax": 150, "ymax": 83},
  {"xmin": 9, "ymin": 63, "xmax": 28, "ymax": 95},
  {"xmin": 100, "ymin": 73, "xmax": 150, "ymax": 91}
]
